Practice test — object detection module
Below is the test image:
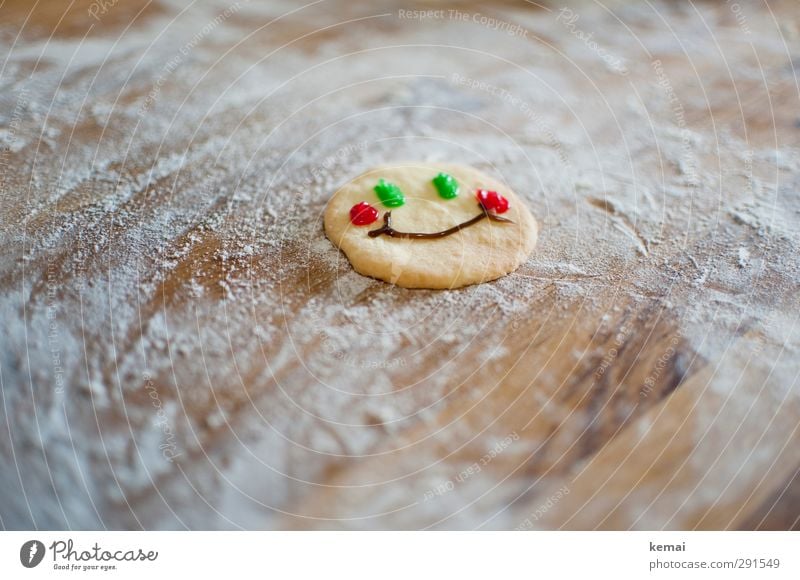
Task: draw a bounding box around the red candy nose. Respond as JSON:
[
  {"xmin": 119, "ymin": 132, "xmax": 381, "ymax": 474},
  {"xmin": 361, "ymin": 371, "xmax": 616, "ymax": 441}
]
[
  {"xmin": 349, "ymin": 201, "xmax": 379, "ymax": 225},
  {"xmin": 476, "ymin": 189, "xmax": 509, "ymax": 214}
]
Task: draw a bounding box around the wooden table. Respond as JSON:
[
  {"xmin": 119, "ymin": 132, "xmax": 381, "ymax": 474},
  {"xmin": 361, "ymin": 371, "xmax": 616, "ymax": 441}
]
[{"xmin": 1, "ymin": 0, "xmax": 799, "ymax": 530}]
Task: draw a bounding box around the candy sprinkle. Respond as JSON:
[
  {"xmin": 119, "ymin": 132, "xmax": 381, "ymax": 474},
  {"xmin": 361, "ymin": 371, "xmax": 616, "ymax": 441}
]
[
  {"xmin": 349, "ymin": 201, "xmax": 379, "ymax": 225},
  {"xmin": 476, "ymin": 189, "xmax": 509, "ymax": 214},
  {"xmin": 373, "ymin": 178, "xmax": 406, "ymax": 207}
]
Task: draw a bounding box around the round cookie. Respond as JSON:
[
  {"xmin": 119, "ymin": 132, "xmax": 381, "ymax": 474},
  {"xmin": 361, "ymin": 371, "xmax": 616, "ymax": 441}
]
[{"xmin": 324, "ymin": 163, "xmax": 538, "ymax": 289}]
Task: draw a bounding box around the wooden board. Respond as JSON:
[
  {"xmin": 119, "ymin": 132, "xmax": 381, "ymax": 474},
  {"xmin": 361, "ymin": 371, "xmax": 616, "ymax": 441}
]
[{"xmin": 1, "ymin": 0, "xmax": 799, "ymax": 530}]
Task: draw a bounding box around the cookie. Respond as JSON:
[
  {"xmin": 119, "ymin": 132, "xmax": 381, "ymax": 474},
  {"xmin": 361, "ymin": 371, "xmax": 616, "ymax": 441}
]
[{"xmin": 324, "ymin": 163, "xmax": 538, "ymax": 289}]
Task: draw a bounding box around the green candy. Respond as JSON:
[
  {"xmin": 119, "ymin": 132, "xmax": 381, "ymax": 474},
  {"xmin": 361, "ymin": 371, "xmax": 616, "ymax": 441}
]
[
  {"xmin": 432, "ymin": 172, "xmax": 459, "ymax": 199},
  {"xmin": 374, "ymin": 178, "xmax": 405, "ymax": 207}
]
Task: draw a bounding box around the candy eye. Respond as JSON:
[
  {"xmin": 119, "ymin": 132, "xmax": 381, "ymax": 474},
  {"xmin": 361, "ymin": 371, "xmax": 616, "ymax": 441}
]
[
  {"xmin": 373, "ymin": 178, "xmax": 405, "ymax": 207},
  {"xmin": 476, "ymin": 189, "xmax": 509, "ymax": 214},
  {"xmin": 432, "ymin": 172, "xmax": 459, "ymax": 199},
  {"xmin": 349, "ymin": 202, "xmax": 379, "ymax": 225}
]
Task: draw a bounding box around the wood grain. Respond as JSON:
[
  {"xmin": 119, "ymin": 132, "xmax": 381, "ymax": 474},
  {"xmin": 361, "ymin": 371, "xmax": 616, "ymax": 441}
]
[{"xmin": 1, "ymin": 0, "xmax": 798, "ymax": 530}]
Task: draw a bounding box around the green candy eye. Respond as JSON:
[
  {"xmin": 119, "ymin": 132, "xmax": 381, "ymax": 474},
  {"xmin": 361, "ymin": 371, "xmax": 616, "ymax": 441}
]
[
  {"xmin": 432, "ymin": 172, "xmax": 459, "ymax": 199},
  {"xmin": 374, "ymin": 178, "xmax": 406, "ymax": 207}
]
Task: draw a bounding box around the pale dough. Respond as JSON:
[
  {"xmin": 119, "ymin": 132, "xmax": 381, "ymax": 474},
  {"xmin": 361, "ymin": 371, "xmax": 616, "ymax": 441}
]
[{"xmin": 324, "ymin": 163, "xmax": 538, "ymax": 289}]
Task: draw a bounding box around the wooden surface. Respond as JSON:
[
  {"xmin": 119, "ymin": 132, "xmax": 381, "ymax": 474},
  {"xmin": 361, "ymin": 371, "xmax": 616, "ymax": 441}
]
[{"xmin": 1, "ymin": 0, "xmax": 799, "ymax": 530}]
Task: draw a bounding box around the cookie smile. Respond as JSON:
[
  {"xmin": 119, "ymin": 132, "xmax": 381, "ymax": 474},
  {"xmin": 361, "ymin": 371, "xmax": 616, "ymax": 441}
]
[{"xmin": 367, "ymin": 205, "xmax": 514, "ymax": 240}]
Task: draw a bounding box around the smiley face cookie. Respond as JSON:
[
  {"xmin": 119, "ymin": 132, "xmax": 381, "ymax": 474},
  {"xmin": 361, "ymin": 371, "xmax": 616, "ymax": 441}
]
[{"xmin": 324, "ymin": 163, "xmax": 538, "ymax": 289}]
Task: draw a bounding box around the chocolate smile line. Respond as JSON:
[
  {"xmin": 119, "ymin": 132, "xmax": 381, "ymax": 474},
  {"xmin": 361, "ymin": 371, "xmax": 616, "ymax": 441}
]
[{"xmin": 367, "ymin": 204, "xmax": 514, "ymax": 239}]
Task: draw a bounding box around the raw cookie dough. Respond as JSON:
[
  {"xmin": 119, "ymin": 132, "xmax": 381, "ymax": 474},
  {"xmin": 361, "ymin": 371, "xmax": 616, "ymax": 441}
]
[{"xmin": 324, "ymin": 163, "xmax": 538, "ymax": 289}]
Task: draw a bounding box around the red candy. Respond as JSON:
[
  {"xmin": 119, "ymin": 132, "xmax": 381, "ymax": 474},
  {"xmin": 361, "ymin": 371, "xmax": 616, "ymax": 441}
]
[
  {"xmin": 349, "ymin": 201, "xmax": 379, "ymax": 225},
  {"xmin": 476, "ymin": 189, "xmax": 509, "ymax": 214}
]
